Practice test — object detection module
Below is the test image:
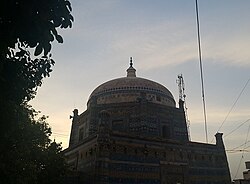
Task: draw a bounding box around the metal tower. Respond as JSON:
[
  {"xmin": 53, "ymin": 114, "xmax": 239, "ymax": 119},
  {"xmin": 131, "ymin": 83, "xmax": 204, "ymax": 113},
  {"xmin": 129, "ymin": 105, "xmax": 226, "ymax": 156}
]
[{"xmin": 177, "ymin": 74, "xmax": 191, "ymax": 140}]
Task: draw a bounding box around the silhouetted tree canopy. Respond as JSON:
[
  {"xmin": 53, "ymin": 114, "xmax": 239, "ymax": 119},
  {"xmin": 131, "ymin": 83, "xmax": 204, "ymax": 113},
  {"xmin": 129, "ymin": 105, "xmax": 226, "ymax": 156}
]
[
  {"xmin": 1, "ymin": 108, "xmax": 69, "ymax": 184},
  {"xmin": 0, "ymin": 0, "xmax": 73, "ymax": 104},
  {"xmin": 0, "ymin": 0, "xmax": 73, "ymax": 56},
  {"xmin": 0, "ymin": 0, "xmax": 73, "ymax": 183}
]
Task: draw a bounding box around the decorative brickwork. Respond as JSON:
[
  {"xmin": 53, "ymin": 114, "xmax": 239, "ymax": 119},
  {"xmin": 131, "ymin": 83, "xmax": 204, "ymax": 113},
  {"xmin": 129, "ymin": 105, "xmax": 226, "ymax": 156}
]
[{"xmin": 64, "ymin": 63, "xmax": 231, "ymax": 184}]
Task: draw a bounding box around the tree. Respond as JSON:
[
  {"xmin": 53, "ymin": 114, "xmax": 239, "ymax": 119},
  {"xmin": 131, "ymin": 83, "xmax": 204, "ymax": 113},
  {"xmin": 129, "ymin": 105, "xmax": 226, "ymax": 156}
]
[
  {"xmin": 1, "ymin": 110, "xmax": 69, "ymax": 184},
  {"xmin": 0, "ymin": 0, "xmax": 73, "ymax": 183},
  {"xmin": 0, "ymin": 0, "xmax": 73, "ymax": 104}
]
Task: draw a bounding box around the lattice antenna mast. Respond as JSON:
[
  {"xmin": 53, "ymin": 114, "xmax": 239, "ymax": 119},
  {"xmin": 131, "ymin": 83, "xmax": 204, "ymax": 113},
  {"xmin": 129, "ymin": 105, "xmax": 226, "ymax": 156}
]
[
  {"xmin": 177, "ymin": 74, "xmax": 191, "ymax": 140},
  {"xmin": 177, "ymin": 74, "xmax": 185, "ymax": 101}
]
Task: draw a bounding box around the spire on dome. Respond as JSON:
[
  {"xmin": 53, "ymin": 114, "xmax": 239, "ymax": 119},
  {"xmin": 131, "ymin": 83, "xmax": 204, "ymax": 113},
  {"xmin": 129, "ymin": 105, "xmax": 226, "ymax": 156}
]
[
  {"xmin": 130, "ymin": 57, "xmax": 133, "ymax": 67},
  {"xmin": 127, "ymin": 57, "xmax": 136, "ymax": 77}
]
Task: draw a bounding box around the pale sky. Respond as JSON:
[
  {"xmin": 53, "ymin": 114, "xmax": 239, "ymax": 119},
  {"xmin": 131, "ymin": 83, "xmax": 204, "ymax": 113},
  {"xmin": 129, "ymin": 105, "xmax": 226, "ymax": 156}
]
[{"xmin": 30, "ymin": 0, "xmax": 250, "ymax": 180}]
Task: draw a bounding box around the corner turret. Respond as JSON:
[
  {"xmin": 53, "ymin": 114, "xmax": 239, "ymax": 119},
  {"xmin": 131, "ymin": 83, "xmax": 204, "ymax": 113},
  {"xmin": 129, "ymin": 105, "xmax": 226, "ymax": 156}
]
[{"xmin": 215, "ymin": 132, "xmax": 225, "ymax": 148}]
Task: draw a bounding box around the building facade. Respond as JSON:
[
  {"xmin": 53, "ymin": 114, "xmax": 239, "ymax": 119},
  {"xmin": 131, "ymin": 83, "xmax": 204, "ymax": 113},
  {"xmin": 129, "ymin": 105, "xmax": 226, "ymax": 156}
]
[{"xmin": 64, "ymin": 60, "xmax": 231, "ymax": 184}]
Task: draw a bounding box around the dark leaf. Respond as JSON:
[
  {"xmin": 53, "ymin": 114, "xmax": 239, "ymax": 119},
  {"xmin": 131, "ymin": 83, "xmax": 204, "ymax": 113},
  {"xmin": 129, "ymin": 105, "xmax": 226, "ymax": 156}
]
[
  {"xmin": 56, "ymin": 35, "xmax": 63, "ymax": 43},
  {"xmin": 51, "ymin": 59, "xmax": 55, "ymax": 65},
  {"xmin": 69, "ymin": 14, "xmax": 74, "ymax": 22},
  {"xmin": 44, "ymin": 43, "xmax": 51, "ymax": 56},
  {"xmin": 34, "ymin": 44, "xmax": 43, "ymax": 56},
  {"xmin": 65, "ymin": 1, "xmax": 72, "ymax": 11},
  {"xmin": 51, "ymin": 28, "xmax": 58, "ymax": 36},
  {"xmin": 48, "ymin": 33, "xmax": 54, "ymax": 42}
]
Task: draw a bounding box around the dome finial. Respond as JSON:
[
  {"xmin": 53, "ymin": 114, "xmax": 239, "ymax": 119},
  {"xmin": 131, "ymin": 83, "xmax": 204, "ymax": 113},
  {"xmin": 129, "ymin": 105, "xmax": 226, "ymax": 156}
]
[{"xmin": 127, "ymin": 57, "xmax": 136, "ymax": 77}]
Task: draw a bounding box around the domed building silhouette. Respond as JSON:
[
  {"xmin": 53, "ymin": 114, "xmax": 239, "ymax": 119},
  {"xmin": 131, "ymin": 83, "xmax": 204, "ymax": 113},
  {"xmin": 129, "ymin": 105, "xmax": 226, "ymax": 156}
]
[{"xmin": 64, "ymin": 58, "xmax": 231, "ymax": 184}]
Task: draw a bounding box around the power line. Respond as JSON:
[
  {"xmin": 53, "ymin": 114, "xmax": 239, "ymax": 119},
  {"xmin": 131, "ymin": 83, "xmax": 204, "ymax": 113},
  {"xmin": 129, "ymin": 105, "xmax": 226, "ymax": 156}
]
[
  {"xmin": 210, "ymin": 78, "xmax": 250, "ymax": 143},
  {"xmin": 227, "ymin": 150, "xmax": 250, "ymax": 153},
  {"xmin": 227, "ymin": 140, "xmax": 250, "ymax": 151},
  {"xmin": 234, "ymin": 124, "xmax": 250, "ymax": 179},
  {"xmin": 195, "ymin": 0, "xmax": 208, "ymax": 143},
  {"xmin": 243, "ymin": 144, "xmax": 250, "ymax": 150},
  {"xmin": 224, "ymin": 119, "xmax": 250, "ymax": 139},
  {"xmin": 217, "ymin": 78, "xmax": 250, "ymax": 134}
]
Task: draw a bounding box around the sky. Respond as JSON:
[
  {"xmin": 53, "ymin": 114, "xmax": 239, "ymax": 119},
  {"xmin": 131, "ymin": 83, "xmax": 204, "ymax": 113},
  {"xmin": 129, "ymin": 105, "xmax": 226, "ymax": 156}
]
[{"xmin": 30, "ymin": 0, "xmax": 250, "ymax": 180}]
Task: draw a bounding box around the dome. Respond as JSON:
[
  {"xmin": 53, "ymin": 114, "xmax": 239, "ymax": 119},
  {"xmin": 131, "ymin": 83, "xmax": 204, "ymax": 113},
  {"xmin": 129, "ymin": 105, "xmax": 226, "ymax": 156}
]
[{"xmin": 88, "ymin": 58, "xmax": 176, "ymax": 107}]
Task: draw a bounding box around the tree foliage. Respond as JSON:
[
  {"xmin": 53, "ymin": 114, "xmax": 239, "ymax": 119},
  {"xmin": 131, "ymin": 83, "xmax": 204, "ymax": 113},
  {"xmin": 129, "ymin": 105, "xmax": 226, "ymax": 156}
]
[
  {"xmin": 1, "ymin": 108, "xmax": 68, "ymax": 184},
  {"xmin": 0, "ymin": 0, "xmax": 74, "ymax": 104},
  {"xmin": 0, "ymin": 0, "xmax": 73, "ymax": 56},
  {"xmin": 0, "ymin": 0, "xmax": 73, "ymax": 183}
]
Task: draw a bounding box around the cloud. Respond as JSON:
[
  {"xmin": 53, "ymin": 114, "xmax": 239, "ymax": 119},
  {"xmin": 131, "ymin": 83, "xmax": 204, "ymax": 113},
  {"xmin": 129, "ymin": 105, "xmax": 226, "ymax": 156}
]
[
  {"xmin": 202, "ymin": 34, "xmax": 250, "ymax": 67},
  {"xmin": 109, "ymin": 20, "xmax": 198, "ymax": 69}
]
